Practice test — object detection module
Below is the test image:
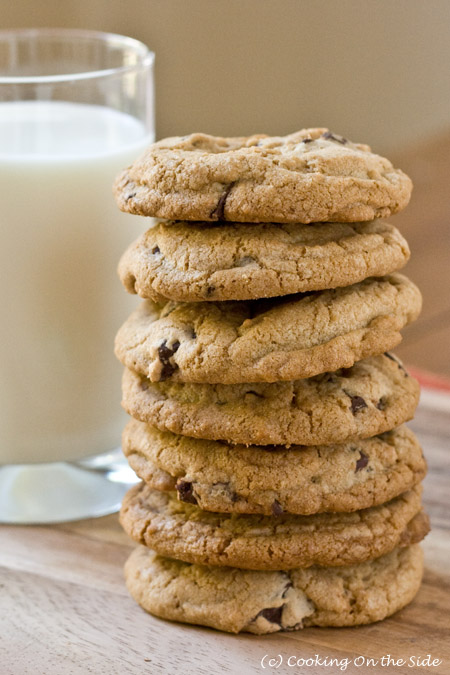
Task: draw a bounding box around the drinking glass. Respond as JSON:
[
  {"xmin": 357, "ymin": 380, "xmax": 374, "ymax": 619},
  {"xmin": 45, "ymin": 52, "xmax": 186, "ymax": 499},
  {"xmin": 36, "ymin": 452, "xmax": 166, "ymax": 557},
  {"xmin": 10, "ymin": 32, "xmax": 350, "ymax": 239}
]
[{"xmin": 0, "ymin": 29, "xmax": 154, "ymax": 523}]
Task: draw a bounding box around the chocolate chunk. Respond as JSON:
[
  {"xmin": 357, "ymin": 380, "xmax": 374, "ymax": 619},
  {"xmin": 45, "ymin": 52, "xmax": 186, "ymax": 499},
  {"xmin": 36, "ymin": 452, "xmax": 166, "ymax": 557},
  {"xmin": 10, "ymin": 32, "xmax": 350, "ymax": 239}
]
[
  {"xmin": 205, "ymin": 285, "xmax": 216, "ymax": 297},
  {"xmin": 189, "ymin": 328, "xmax": 197, "ymax": 339},
  {"xmin": 256, "ymin": 605, "xmax": 284, "ymax": 626},
  {"xmin": 210, "ymin": 182, "xmax": 235, "ymax": 220},
  {"xmin": 321, "ymin": 131, "xmax": 348, "ymax": 144},
  {"xmin": 355, "ymin": 451, "xmax": 369, "ymax": 472},
  {"xmin": 303, "ymin": 137, "xmax": 313, "ymax": 143},
  {"xmin": 158, "ymin": 339, "xmax": 180, "ymax": 380},
  {"xmin": 344, "ymin": 392, "xmax": 368, "ymax": 414},
  {"xmin": 176, "ymin": 479, "xmax": 197, "ymax": 504},
  {"xmin": 151, "ymin": 246, "xmax": 160, "ymax": 254},
  {"xmin": 376, "ymin": 396, "xmax": 387, "ymax": 410},
  {"xmin": 271, "ymin": 500, "xmax": 284, "ymax": 516}
]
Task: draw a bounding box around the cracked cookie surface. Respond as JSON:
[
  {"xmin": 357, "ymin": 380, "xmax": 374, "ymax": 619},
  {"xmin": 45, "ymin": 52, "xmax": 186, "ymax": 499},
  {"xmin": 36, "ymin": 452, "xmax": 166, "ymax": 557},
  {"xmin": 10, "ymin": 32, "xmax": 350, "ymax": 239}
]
[
  {"xmin": 115, "ymin": 274, "xmax": 421, "ymax": 384},
  {"xmin": 121, "ymin": 353, "xmax": 420, "ymax": 446},
  {"xmin": 119, "ymin": 220, "xmax": 410, "ymax": 302},
  {"xmin": 123, "ymin": 420, "xmax": 426, "ymax": 515},
  {"xmin": 114, "ymin": 129, "xmax": 412, "ymax": 224},
  {"xmin": 120, "ymin": 482, "xmax": 428, "ymax": 570},
  {"xmin": 124, "ymin": 544, "xmax": 424, "ymax": 633}
]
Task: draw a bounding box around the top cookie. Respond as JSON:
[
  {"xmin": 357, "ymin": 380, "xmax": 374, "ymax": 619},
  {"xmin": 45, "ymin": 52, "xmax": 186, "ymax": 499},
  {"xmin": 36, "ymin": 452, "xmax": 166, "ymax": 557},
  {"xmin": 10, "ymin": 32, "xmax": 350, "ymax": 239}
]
[{"xmin": 114, "ymin": 128, "xmax": 412, "ymax": 224}]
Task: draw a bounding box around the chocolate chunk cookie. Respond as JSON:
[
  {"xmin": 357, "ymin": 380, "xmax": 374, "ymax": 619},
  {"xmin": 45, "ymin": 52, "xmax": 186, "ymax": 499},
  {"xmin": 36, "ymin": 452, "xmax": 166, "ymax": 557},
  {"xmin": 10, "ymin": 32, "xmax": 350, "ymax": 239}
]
[
  {"xmin": 115, "ymin": 274, "xmax": 421, "ymax": 384},
  {"xmin": 124, "ymin": 544, "xmax": 424, "ymax": 633},
  {"xmin": 123, "ymin": 420, "xmax": 426, "ymax": 515},
  {"xmin": 121, "ymin": 353, "xmax": 420, "ymax": 446},
  {"xmin": 114, "ymin": 129, "xmax": 412, "ymax": 223},
  {"xmin": 119, "ymin": 220, "xmax": 410, "ymax": 302},
  {"xmin": 120, "ymin": 482, "xmax": 428, "ymax": 570}
]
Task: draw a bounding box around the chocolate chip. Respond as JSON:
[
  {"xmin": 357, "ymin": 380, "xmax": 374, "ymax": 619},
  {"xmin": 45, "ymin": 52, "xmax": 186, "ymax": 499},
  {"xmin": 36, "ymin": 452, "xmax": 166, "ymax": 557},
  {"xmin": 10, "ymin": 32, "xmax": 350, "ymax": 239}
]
[
  {"xmin": 205, "ymin": 285, "xmax": 216, "ymax": 297},
  {"xmin": 152, "ymin": 246, "xmax": 160, "ymax": 254},
  {"xmin": 176, "ymin": 479, "xmax": 197, "ymax": 504},
  {"xmin": 256, "ymin": 605, "xmax": 284, "ymax": 626},
  {"xmin": 189, "ymin": 328, "xmax": 197, "ymax": 339},
  {"xmin": 158, "ymin": 339, "xmax": 180, "ymax": 381},
  {"xmin": 355, "ymin": 451, "xmax": 369, "ymax": 472},
  {"xmin": 210, "ymin": 182, "xmax": 235, "ymax": 220},
  {"xmin": 125, "ymin": 192, "xmax": 136, "ymax": 201},
  {"xmin": 376, "ymin": 396, "xmax": 387, "ymax": 410},
  {"xmin": 303, "ymin": 137, "xmax": 313, "ymax": 143},
  {"xmin": 247, "ymin": 390, "xmax": 264, "ymax": 398},
  {"xmin": 344, "ymin": 392, "xmax": 368, "ymax": 414},
  {"xmin": 321, "ymin": 131, "xmax": 348, "ymax": 144},
  {"xmin": 271, "ymin": 500, "xmax": 283, "ymax": 516}
]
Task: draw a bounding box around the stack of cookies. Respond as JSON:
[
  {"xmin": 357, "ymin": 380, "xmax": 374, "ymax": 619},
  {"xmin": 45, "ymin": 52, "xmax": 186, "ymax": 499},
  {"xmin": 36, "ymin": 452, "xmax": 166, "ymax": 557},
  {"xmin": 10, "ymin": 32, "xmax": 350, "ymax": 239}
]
[{"xmin": 113, "ymin": 128, "xmax": 429, "ymax": 634}]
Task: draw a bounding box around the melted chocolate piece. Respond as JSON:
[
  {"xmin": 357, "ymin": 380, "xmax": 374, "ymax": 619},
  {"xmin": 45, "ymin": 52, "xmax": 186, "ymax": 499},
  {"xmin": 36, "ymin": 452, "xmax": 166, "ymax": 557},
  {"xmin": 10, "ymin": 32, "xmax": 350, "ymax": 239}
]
[
  {"xmin": 271, "ymin": 500, "xmax": 284, "ymax": 516},
  {"xmin": 256, "ymin": 605, "xmax": 284, "ymax": 626},
  {"xmin": 344, "ymin": 392, "xmax": 368, "ymax": 414},
  {"xmin": 176, "ymin": 479, "xmax": 198, "ymax": 504},
  {"xmin": 210, "ymin": 182, "xmax": 235, "ymax": 220},
  {"xmin": 355, "ymin": 451, "xmax": 369, "ymax": 472},
  {"xmin": 321, "ymin": 131, "xmax": 348, "ymax": 144},
  {"xmin": 152, "ymin": 246, "xmax": 160, "ymax": 254},
  {"xmin": 158, "ymin": 340, "xmax": 180, "ymax": 380}
]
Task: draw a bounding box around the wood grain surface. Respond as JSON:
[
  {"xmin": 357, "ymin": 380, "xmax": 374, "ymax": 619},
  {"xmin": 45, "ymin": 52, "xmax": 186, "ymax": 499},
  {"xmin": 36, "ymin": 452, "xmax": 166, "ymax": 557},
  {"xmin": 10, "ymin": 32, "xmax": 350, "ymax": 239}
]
[{"xmin": 1, "ymin": 390, "xmax": 449, "ymax": 675}]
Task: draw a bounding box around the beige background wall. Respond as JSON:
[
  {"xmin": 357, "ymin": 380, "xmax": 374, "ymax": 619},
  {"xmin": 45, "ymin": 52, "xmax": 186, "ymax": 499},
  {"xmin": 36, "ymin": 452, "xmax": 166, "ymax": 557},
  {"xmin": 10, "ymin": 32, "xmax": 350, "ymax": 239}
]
[{"xmin": 2, "ymin": 0, "xmax": 450, "ymax": 153}]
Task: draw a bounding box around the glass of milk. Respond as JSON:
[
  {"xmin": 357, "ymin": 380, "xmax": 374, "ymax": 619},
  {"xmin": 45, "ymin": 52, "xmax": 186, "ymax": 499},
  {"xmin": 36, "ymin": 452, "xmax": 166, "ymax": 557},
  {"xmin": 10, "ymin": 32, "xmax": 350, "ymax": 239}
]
[{"xmin": 0, "ymin": 29, "xmax": 154, "ymax": 522}]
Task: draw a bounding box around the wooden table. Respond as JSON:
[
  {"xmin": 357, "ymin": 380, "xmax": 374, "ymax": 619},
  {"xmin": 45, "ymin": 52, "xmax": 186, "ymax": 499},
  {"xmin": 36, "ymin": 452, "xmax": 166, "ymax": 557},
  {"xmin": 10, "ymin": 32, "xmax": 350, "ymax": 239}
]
[{"xmin": 1, "ymin": 387, "xmax": 449, "ymax": 675}]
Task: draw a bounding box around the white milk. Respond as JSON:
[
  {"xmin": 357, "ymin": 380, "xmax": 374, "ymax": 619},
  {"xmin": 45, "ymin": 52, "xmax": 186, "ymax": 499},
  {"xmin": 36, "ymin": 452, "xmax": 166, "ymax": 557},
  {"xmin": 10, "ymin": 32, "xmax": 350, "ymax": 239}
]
[{"xmin": 0, "ymin": 101, "xmax": 153, "ymax": 464}]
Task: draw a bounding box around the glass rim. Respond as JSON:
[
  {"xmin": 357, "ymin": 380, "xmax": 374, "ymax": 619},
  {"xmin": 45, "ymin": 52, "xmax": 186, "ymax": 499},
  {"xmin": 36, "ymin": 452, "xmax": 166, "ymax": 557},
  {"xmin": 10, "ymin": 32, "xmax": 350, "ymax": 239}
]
[{"xmin": 0, "ymin": 28, "xmax": 155, "ymax": 85}]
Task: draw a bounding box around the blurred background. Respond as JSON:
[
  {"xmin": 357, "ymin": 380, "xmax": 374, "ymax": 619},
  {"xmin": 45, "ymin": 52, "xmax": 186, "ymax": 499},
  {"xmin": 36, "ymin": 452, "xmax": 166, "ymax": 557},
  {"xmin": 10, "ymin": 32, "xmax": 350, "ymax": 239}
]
[{"xmin": 2, "ymin": 0, "xmax": 450, "ymax": 375}]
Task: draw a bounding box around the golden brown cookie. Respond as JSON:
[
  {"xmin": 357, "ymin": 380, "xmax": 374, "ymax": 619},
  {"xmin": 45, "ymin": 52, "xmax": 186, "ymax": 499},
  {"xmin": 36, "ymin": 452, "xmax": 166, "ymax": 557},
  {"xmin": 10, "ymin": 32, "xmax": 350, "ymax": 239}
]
[
  {"xmin": 114, "ymin": 129, "xmax": 412, "ymax": 224},
  {"xmin": 124, "ymin": 544, "xmax": 424, "ymax": 633},
  {"xmin": 120, "ymin": 483, "xmax": 428, "ymax": 570},
  {"xmin": 115, "ymin": 274, "xmax": 421, "ymax": 384},
  {"xmin": 119, "ymin": 220, "xmax": 410, "ymax": 302},
  {"xmin": 123, "ymin": 420, "xmax": 426, "ymax": 515},
  {"xmin": 121, "ymin": 353, "xmax": 420, "ymax": 446}
]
